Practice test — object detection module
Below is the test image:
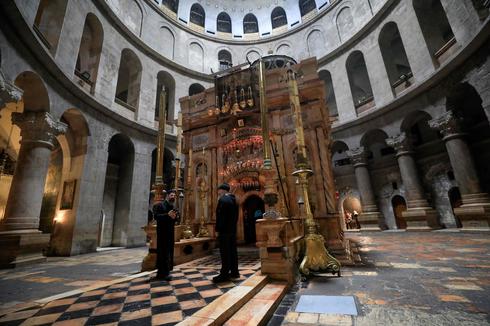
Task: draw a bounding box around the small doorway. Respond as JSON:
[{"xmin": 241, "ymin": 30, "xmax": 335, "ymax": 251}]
[
  {"xmin": 242, "ymin": 195, "xmax": 265, "ymax": 244},
  {"xmin": 391, "ymin": 195, "xmax": 407, "ymax": 229},
  {"xmin": 448, "ymin": 187, "xmax": 462, "ymax": 228}
]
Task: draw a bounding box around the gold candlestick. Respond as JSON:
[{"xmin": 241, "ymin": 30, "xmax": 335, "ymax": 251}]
[
  {"xmin": 197, "ymin": 179, "xmax": 209, "ymax": 237},
  {"xmin": 182, "ymin": 147, "xmax": 194, "ymax": 239},
  {"xmin": 174, "ymin": 112, "xmax": 182, "ymax": 210},
  {"xmin": 154, "ymin": 88, "xmax": 167, "ymax": 203},
  {"xmin": 287, "ymin": 68, "xmax": 341, "ymax": 277}
]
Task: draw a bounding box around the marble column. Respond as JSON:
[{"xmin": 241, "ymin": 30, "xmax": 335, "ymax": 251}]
[
  {"xmin": 386, "ymin": 132, "xmax": 439, "ymax": 230},
  {"xmin": 0, "ymin": 111, "xmax": 67, "ymax": 267},
  {"xmin": 429, "ymin": 110, "xmax": 490, "ymax": 229},
  {"xmin": 347, "ymin": 147, "xmax": 382, "ymax": 230}
]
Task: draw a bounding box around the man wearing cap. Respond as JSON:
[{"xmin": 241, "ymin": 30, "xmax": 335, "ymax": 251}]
[
  {"xmin": 153, "ymin": 190, "xmax": 178, "ymax": 281},
  {"xmin": 213, "ymin": 183, "xmax": 239, "ymax": 283}
]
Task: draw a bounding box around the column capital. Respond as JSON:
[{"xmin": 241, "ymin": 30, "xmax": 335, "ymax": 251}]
[
  {"xmin": 428, "ymin": 111, "xmax": 465, "ymax": 141},
  {"xmin": 347, "ymin": 146, "xmax": 368, "ymax": 167},
  {"xmin": 386, "ymin": 132, "xmax": 413, "ymax": 157},
  {"xmin": 12, "ymin": 111, "xmax": 67, "ymax": 149},
  {"xmin": 0, "ymin": 69, "xmax": 23, "ymax": 110}
]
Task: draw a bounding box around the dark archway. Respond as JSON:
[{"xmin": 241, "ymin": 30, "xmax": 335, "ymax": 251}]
[
  {"xmin": 190, "ymin": 3, "xmax": 205, "ymax": 27},
  {"xmin": 217, "ymin": 12, "xmax": 231, "ymax": 33},
  {"xmin": 243, "ymin": 14, "xmax": 258, "ymax": 34},
  {"xmin": 242, "ymin": 195, "xmax": 264, "ymax": 244},
  {"xmin": 391, "ymin": 195, "xmax": 407, "ymax": 229},
  {"xmin": 189, "ymin": 83, "xmax": 205, "ymax": 96},
  {"xmin": 346, "ymin": 51, "xmax": 375, "ymax": 114},
  {"xmin": 448, "ymin": 187, "xmax": 462, "ymax": 228},
  {"xmin": 101, "ymin": 134, "xmax": 135, "ymax": 247}
]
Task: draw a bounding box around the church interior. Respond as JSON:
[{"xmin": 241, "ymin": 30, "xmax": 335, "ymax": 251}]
[{"xmin": 0, "ymin": 0, "xmax": 489, "ymax": 325}]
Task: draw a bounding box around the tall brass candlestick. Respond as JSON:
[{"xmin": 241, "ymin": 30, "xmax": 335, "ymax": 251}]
[
  {"xmin": 154, "ymin": 88, "xmax": 167, "ymax": 202},
  {"xmin": 287, "ymin": 68, "xmax": 341, "ymax": 277},
  {"xmin": 258, "ymin": 57, "xmax": 280, "ymax": 218},
  {"xmin": 174, "ymin": 112, "xmax": 183, "ymax": 212},
  {"xmin": 182, "ymin": 147, "xmax": 194, "ymax": 239},
  {"xmin": 259, "ymin": 58, "xmax": 272, "ymax": 169},
  {"xmin": 197, "ymin": 179, "xmax": 209, "ymax": 237}
]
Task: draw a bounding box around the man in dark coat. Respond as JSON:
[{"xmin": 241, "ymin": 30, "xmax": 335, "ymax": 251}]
[
  {"xmin": 213, "ymin": 183, "xmax": 239, "ymax": 283},
  {"xmin": 153, "ymin": 191, "xmax": 177, "ymax": 280}
]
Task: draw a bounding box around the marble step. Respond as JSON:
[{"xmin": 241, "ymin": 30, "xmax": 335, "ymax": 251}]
[
  {"xmin": 223, "ymin": 281, "xmax": 288, "ymax": 326},
  {"xmin": 176, "ymin": 274, "xmax": 268, "ymax": 326}
]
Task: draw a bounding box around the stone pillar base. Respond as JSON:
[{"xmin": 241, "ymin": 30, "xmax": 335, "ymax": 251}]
[
  {"xmin": 402, "ymin": 205, "xmax": 440, "ymax": 231},
  {"xmin": 0, "ymin": 230, "xmax": 50, "ymax": 268},
  {"xmin": 454, "ymin": 193, "xmax": 490, "ymax": 230},
  {"xmin": 358, "ymin": 211, "xmax": 382, "ymax": 231}
]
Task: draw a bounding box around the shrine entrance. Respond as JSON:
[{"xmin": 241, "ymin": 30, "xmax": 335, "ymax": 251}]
[{"xmin": 242, "ymin": 195, "xmax": 265, "ymax": 244}]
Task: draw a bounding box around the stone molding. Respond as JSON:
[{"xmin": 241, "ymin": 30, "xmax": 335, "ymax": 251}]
[
  {"xmin": 428, "ymin": 111, "xmax": 465, "ymax": 141},
  {"xmin": 385, "ymin": 132, "xmax": 414, "ymax": 157},
  {"xmin": 0, "ymin": 69, "xmax": 23, "ymax": 110},
  {"xmin": 12, "ymin": 111, "xmax": 68, "ymax": 149},
  {"xmin": 346, "ymin": 146, "xmax": 368, "ymax": 167}
]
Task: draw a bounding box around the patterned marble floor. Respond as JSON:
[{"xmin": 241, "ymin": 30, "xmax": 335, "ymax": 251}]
[
  {"xmin": 277, "ymin": 232, "xmax": 490, "ymax": 326},
  {"xmin": 0, "ymin": 250, "xmax": 260, "ymax": 326}
]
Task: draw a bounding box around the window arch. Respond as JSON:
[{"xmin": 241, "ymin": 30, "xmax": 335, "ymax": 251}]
[
  {"xmin": 190, "ymin": 3, "xmax": 205, "ymax": 27},
  {"xmin": 75, "ymin": 13, "xmax": 103, "ymax": 93},
  {"xmin": 162, "ymin": 0, "xmax": 178, "ymax": 13},
  {"xmin": 413, "ymin": 0, "xmax": 455, "ymax": 66},
  {"xmin": 218, "ymin": 50, "xmax": 232, "ymax": 71},
  {"xmin": 299, "ymin": 0, "xmax": 316, "ymax": 17},
  {"xmin": 189, "ymin": 83, "xmax": 205, "ymax": 96},
  {"xmin": 115, "ymin": 49, "xmax": 142, "ymax": 111},
  {"xmin": 243, "ymin": 14, "xmax": 258, "ymax": 34},
  {"xmin": 379, "ymin": 22, "xmax": 413, "ymax": 95},
  {"xmin": 155, "ymin": 71, "xmax": 175, "ymax": 122},
  {"xmin": 217, "ymin": 12, "xmax": 231, "ymax": 33},
  {"xmin": 271, "ymin": 7, "xmax": 287, "ymax": 29},
  {"xmin": 319, "ymin": 70, "xmax": 338, "ymax": 118},
  {"xmin": 346, "ymin": 51, "xmax": 375, "ymax": 114},
  {"xmin": 33, "ymin": 0, "xmax": 68, "ymax": 54}
]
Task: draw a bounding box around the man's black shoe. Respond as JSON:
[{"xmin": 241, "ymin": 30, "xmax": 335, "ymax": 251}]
[
  {"xmin": 212, "ymin": 274, "xmax": 230, "ymax": 283},
  {"xmin": 154, "ymin": 274, "xmax": 172, "ymax": 281},
  {"xmin": 230, "ymin": 273, "xmax": 241, "ymax": 279}
]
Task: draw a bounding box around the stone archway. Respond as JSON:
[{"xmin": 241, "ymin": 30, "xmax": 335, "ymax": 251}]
[
  {"xmin": 241, "ymin": 194, "xmax": 265, "ymax": 245},
  {"xmin": 391, "ymin": 195, "xmax": 407, "ymax": 229}
]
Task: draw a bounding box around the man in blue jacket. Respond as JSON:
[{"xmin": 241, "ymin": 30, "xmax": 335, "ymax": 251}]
[{"xmin": 213, "ymin": 183, "xmax": 239, "ymax": 283}]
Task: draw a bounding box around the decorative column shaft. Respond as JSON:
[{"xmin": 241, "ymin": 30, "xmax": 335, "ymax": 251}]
[
  {"xmin": 1, "ymin": 111, "xmax": 67, "ymax": 231},
  {"xmin": 386, "ymin": 133, "xmax": 439, "ymax": 229},
  {"xmin": 429, "ymin": 110, "xmax": 490, "ymax": 229},
  {"xmin": 429, "ymin": 111, "xmax": 481, "ymax": 195},
  {"xmin": 347, "ymin": 147, "xmax": 382, "ymax": 230},
  {"xmin": 386, "ymin": 133, "xmax": 425, "ymax": 203},
  {"xmin": 347, "ymin": 147, "xmax": 376, "ymax": 211}
]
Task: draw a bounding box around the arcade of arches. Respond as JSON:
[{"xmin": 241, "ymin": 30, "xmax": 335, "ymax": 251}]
[{"xmin": 0, "ymin": 0, "xmax": 489, "ymax": 325}]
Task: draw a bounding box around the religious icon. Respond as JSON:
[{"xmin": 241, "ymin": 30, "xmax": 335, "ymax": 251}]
[
  {"xmin": 247, "ymin": 86, "xmax": 254, "ymax": 107},
  {"xmin": 239, "ymin": 88, "xmax": 247, "ymax": 109},
  {"xmin": 60, "ymin": 179, "xmax": 77, "ymax": 210}
]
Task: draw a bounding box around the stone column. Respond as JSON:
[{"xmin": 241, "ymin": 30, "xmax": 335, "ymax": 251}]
[
  {"xmin": 0, "ymin": 111, "xmax": 67, "ymax": 267},
  {"xmin": 346, "ymin": 147, "xmax": 382, "ymax": 230},
  {"xmin": 429, "ymin": 111, "xmax": 490, "ymax": 229},
  {"xmin": 386, "ymin": 132, "xmax": 439, "ymax": 230}
]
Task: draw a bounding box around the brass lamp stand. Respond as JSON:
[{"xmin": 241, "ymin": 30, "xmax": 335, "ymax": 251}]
[
  {"xmin": 181, "ymin": 148, "xmax": 194, "ymax": 239},
  {"xmin": 196, "ymin": 179, "xmax": 210, "ymax": 237},
  {"xmin": 286, "ymin": 68, "xmax": 341, "ymax": 277}
]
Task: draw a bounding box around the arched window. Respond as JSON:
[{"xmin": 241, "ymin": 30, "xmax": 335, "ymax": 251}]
[
  {"xmin": 299, "ymin": 0, "xmax": 316, "ymax": 17},
  {"xmin": 413, "ymin": 0, "xmax": 455, "ymax": 66},
  {"xmin": 243, "ymin": 14, "xmax": 258, "ymax": 34},
  {"xmin": 218, "ymin": 50, "xmax": 232, "ymax": 71},
  {"xmin": 271, "ymin": 7, "xmax": 287, "ymax": 29},
  {"xmin": 217, "ymin": 12, "xmax": 232, "ymax": 33},
  {"xmin": 379, "ymin": 22, "xmax": 413, "ymax": 95},
  {"xmin": 33, "ymin": 0, "xmax": 68, "ymax": 54},
  {"xmin": 75, "ymin": 13, "xmax": 103, "ymax": 93},
  {"xmin": 189, "ymin": 83, "xmax": 205, "ymax": 96},
  {"xmin": 115, "ymin": 49, "xmax": 142, "ymax": 111},
  {"xmin": 162, "ymin": 0, "xmax": 178, "ymax": 13},
  {"xmin": 318, "ymin": 70, "xmax": 338, "ymax": 118},
  {"xmin": 155, "ymin": 71, "xmax": 175, "ymax": 122},
  {"xmin": 190, "ymin": 3, "xmax": 205, "ymax": 27},
  {"xmin": 346, "ymin": 51, "xmax": 375, "ymax": 114}
]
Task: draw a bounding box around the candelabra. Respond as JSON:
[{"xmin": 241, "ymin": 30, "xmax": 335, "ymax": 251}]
[
  {"xmin": 286, "ymin": 67, "xmax": 341, "ymax": 277},
  {"xmin": 196, "ymin": 179, "xmax": 210, "ymax": 237}
]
